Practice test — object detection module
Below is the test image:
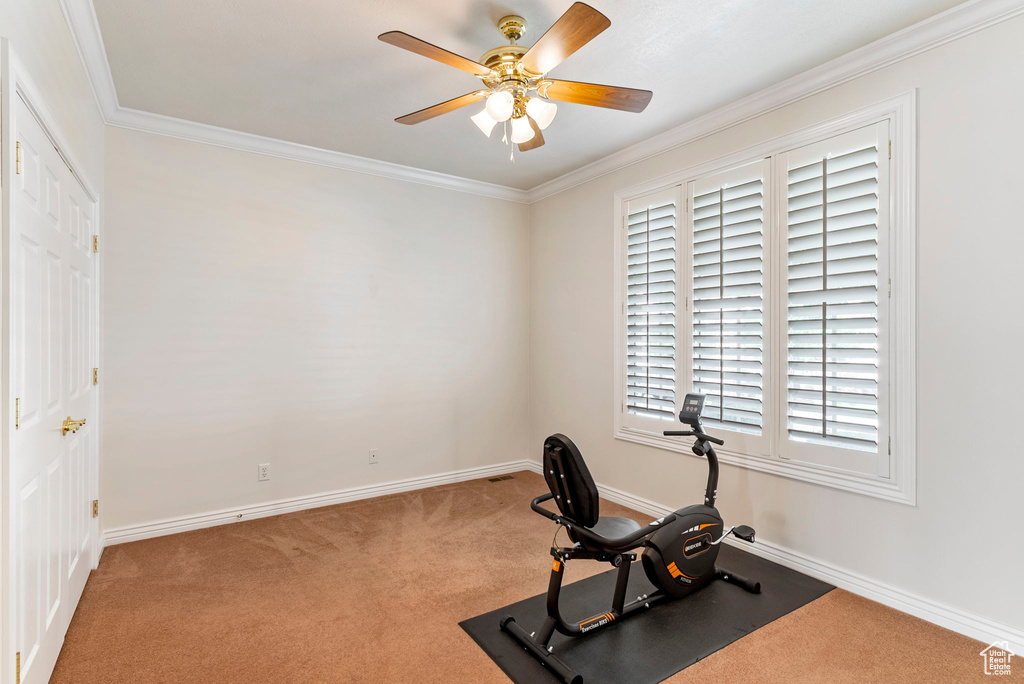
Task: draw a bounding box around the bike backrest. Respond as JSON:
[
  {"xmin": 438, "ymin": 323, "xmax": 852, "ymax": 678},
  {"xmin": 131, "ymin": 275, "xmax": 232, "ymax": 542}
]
[{"xmin": 542, "ymin": 434, "xmax": 600, "ymax": 529}]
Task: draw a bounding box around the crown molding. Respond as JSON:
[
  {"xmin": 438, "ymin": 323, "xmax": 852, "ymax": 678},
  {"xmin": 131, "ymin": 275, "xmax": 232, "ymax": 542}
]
[
  {"xmin": 105, "ymin": 106, "xmax": 530, "ymax": 202},
  {"xmin": 58, "ymin": 0, "xmax": 118, "ymax": 118},
  {"xmin": 524, "ymin": 0, "xmax": 1024, "ymax": 202},
  {"xmin": 61, "ymin": 0, "xmax": 1024, "ymax": 205},
  {"xmin": 57, "ymin": 0, "xmax": 530, "ymax": 203}
]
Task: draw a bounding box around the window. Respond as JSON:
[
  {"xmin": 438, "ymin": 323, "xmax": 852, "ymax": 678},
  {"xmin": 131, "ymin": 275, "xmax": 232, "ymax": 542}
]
[
  {"xmin": 623, "ymin": 188, "xmax": 681, "ymax": 429},
  {"xmin": 779, "ymin": 123, "xmax": 890, "ymax": 476},
  {"xmin": 614, "ymin": 97, "xmax": 916, "ymax": 504},
  {"xmin": 690, "ymin": 161, "xmax": 769, "ymax": 457}
]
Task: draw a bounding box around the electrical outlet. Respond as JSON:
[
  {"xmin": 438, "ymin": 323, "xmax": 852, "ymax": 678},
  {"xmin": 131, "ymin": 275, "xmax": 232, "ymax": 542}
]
[
  {"xmin": 369, "ymin": 449, "xmax": 379, "ymax": 465},
  {"xmin": 258, "ymin": 463, "xmax": 270, "ymax": 481}
]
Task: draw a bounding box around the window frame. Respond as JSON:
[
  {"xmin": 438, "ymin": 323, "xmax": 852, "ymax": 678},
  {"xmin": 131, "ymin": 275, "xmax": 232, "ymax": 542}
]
[{"xmin": 612, "ymin": 92, "xmax": 917, "ymax": 505}]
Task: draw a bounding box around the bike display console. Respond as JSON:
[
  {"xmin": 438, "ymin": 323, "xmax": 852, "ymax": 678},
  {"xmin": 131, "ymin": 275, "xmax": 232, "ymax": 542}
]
[{"xmin": 679, "ymin": 393, "xmax": 706, "ymax": 427}]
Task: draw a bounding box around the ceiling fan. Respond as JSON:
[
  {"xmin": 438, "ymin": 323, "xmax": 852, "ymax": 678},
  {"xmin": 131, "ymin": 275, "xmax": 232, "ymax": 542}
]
[{"xmin": 378, "ymin": 2, "xmax": 653, "ymax": 153}]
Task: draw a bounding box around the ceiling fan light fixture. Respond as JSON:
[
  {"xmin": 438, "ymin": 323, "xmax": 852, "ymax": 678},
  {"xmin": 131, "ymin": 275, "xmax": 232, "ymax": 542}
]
[
  {"xmin": 470, "ymin": 108, "xmax": 499, "ymax": 137},
  {"xmin": 380, "ymin": 4, "xmax": 653, "ymax": 158},
  {"xmin": 510, "ymin": 115, "xmax": 536, "ymax": 144},
  {"xmin": 525, "ymin": 97, "xmax": 557, "ymax": 130},
  {"xmin": 485, "ymin": 91, "xmax": 515, "ymax": 122}
]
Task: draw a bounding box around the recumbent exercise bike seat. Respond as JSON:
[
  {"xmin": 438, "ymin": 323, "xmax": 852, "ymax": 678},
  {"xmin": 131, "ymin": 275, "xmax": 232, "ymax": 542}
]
[{"xmin": 542, "ymin": 434, "xmax": 642, "ymax": 550}]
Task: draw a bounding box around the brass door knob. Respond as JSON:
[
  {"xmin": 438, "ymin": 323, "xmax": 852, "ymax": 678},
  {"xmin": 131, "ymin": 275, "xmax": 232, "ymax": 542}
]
[{"xmin": 62, "ymin": 416, "xmax": 87, "ymax": 436}]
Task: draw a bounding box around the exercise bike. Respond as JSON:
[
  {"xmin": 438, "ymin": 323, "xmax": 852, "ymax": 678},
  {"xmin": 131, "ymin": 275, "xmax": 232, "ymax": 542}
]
[{"xmin": 500, "ymin": 393, "xmax": 760, "ymax": 684}]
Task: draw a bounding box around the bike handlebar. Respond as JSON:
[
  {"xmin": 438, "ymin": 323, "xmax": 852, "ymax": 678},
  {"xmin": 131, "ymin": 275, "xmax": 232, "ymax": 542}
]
[{"xmin": 663, "ymin": 430, "xmax": 724, "ymax": 445}]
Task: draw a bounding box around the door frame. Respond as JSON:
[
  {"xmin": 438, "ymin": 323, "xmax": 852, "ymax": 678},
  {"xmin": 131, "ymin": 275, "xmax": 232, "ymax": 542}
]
[{"xmin": 1, "ymin": 40, "xmax": 103, "ymax": 684}]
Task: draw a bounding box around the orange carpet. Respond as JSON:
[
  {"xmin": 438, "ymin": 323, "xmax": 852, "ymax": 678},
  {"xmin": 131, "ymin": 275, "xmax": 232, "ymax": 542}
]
[{"xmin": 51, "ymin": 471, "xmax": 1010, "ymax": 683}]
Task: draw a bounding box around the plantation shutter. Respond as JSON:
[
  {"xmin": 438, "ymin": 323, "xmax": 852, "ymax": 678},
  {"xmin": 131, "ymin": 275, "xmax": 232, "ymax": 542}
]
[
  {"xmin": 691, "ymin": 161, "xmax": 768, "ymax": 442},
  {"xmin": 624, "ymin": 188, "xmax": 678, "ymax": 422},
  {"xmin": 783, "ymin": 122, "xmax": 889, "ymax": 472}
]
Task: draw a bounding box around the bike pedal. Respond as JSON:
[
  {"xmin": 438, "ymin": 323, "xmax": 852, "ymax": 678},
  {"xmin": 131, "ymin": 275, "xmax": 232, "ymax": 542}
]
[{"xmin": 733, "ymin": 525, "xmax": 755, "ymax": 543}]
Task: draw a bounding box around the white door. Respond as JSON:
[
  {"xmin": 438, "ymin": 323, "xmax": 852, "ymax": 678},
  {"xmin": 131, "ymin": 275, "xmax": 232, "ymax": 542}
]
[{"xmin": 10, "ymin": 94, "xmax": 98, "ymax": 684}]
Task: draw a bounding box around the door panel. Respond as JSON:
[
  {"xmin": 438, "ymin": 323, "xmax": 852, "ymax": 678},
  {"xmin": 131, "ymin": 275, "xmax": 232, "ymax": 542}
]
[
  {"xmin": 66, "ymin": 427, "xmax": 92, "ymax": 606},
  {"xmin": 11, "ymin": 94, "xmax": 98, "ymax": 684},
  {"xmin": 16, "ymin": 477, "xmax": 42, "ymax": 677},
  {"xmin": 69, "ymin": 268, "xmax": 80, "ymax": 400},
  {"xmin": 44, "ymin": 169, "xmax": 60, "ymax": 228},
  {"xmin": 46, "ymin": 253, "xmax": 62, "ymax": 415},
  {"xmin": 14, "ymin": 235, "xmax": 42, "ymax": 429},
  {"xmin": 81, "ymin": 274, "xmax": 93, "ymax": 393},
  {"xmin": 45, "ymin": 456, "xmax": 62, "ymax": 629}
]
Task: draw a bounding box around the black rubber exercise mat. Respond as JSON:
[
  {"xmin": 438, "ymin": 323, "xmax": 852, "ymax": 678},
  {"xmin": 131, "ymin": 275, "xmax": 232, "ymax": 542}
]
[{"xmin": 460, "ymin": 544, "xmax": 833, "ymax": 684}]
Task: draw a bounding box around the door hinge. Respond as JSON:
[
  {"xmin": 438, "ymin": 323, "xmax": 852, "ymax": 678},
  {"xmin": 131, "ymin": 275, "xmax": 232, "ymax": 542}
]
[
  {"xmin": 888, "ymin": 278, "xmax": 892, "ymax": 298},
  {"xmin": 93, "ymin": 368, "xmax": 99, "ymax": 385},
  {"xmin": 888, "ymin": 140, "xmax": 892, "ymax": 159},
  {"xmin": 15, "ymin": 398, "xmax": 19, "ymax": 430},
  {"xmin": 15, "ymin": 651, "xmax": 20, "ymax": 684},
  {"xmin": 888, "ymin": 437, "xmax": 892, "ymax": 455},
  {"xmin": 92, "ymin": 500, "xmax": 99, "ymax": 518},
  {"xmin": 92, "ymin": 235, "xmax": 99, "ymax": 253},
  {"xmin": 15, "ymin": 141, "xmax": 22, "ymax": 175}
]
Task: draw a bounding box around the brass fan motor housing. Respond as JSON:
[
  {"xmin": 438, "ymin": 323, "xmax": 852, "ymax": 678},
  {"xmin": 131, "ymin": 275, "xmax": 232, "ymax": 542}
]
[
  {"xmin": 480, "ymin": 44, "xmax": 544, "ymax": 99},
  {"xmin": 480, "ymin": 15, "xmax": 538, "ymax": 89},
  {"xmin": 480, "ymin": 44, "xmax": 528, "ymax": 71}
]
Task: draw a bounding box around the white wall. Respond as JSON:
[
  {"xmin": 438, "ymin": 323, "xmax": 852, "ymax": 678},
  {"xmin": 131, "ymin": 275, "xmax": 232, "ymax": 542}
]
[
  {"xmin": 0, "ymin": 0, "xmax": 105, "ymax": 186},
  {"xmin": 102, "ymin": 127, "xmax": 530, "ymax": 530},
  {"xmin": 529, "ymin": 15, "xmax": 1024, "ymax": 630}
]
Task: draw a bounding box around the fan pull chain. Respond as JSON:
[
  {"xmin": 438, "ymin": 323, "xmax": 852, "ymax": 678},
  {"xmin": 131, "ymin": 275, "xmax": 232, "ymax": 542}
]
[{"xmin": 500, "ymin": 120, "xmax": 515, "ymax": 162}]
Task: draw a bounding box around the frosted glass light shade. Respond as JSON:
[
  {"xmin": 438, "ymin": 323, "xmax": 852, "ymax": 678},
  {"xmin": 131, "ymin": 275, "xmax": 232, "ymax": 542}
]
[
  {"xmin": 485, "ymin": 91, "xmax": 515, "ymax": 122},
  {"xmin": 526, "ymin": 97, "xmax": 557, "ymax": 130},
  {"xmin": 510, "ymin": 115, "xmax": 535, "ymax": 144},
  {"xmin": 470, "ymin": 108, "xmax": 498, "ymax": 137}
]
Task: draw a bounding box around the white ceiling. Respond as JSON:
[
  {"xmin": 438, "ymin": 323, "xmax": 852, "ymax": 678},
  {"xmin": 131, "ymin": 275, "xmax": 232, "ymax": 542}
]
[{"xmin": 92, "ymin": 0, "xmax": 963, "ymax": 190}]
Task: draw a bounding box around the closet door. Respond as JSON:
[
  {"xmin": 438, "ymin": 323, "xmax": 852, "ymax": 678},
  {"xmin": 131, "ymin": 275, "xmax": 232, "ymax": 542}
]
[{"xmin": 10, "ymin": 94, "xmax": 98, "ymax": 684}]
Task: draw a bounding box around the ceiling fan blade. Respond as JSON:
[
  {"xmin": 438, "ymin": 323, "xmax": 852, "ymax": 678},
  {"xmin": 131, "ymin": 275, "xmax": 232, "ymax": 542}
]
[
  {"xmin": 517, "ymin": 116, "xmax": 545, "ymax": 151},
  {"xmin": 395, "ymin": 91, "xmax": 487, "ymax": 125},
  {"xmin": 378, "ymin": 31, "xmax": 493, "ymax": 77},
  {"xmin": 541, "ymin": 79, "xmax": 652, "ymax": 113},
  {"xmin": 518, "ymin": 3, "xmax": 610, "ymax": 76}
]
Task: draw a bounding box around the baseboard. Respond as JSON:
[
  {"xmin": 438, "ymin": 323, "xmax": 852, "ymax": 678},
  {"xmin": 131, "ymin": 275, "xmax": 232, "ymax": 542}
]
[
  {"xmin": 525, "ymin": 459, "xmax": 1024, "ymax": 653},
  {"xmin": 102, "ymin": 460, "xmax": 534, "ymax": 547},
  {"xmin": 720, "ymin": 536, "xmax": 1024, "ymax": 654}
]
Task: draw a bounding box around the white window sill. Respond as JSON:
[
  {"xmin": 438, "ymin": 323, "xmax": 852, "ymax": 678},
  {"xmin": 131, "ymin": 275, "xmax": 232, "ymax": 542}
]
[{"xmin": 615, "ymin": 426, "xmax": 915, "ymax": 506}]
